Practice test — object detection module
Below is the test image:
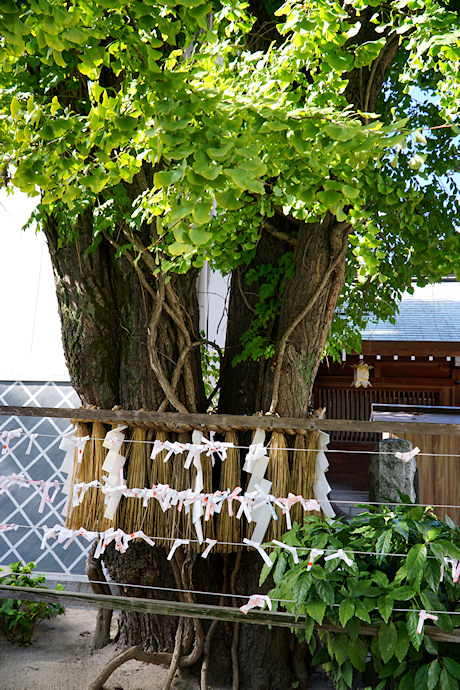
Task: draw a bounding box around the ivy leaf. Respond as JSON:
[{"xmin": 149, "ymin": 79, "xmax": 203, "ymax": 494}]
[
  {"xmin": 424, "ymin": 635, "xmax": 438, "ymax": 656},
  {"xmin": 424, "ymin": 559, "xmax": 441, "ymax": 593},
  {"xmin": 378, "ymin": 621, "xmax": 397, "ymax": 664},
  {"xmin": 427, "ymin": 659, "xmax": 441, "ymax": 690},
  {"xmin": 311, "ymin": 645, "xmax": 330, "ymax": 666},
  {"xmin": 406, "ymin": 544, "xmax": 427, "ymax": 580},
  {"xmin": 345, "ymin": 616, "xmax": 361, "ymax": 640},
  {"xmin": 440, "ymin": 668, "xmax": 459, "ymax": 690},
  {"xmin": 391, "ymin": 585, "xmax": 415, "ymax": 602},
  {"xmin": 375, "ymin": 529, "xmax": 393, "ymax": 559},
  {"xmin": 315, "ymin": 579, "xmax": 334, "ymax": 606},
  {"xmin": 444, "ymin": 659, "xmax": 460, "ymax": 680},
  {"xmin": 406, "ymin": 610, "xmax": 423, "ymax": 651},
  {"xmin": 413, "ymin": 664, "xmax": 429, "ymax": 690},
  {"xmin": 348, "ymin": 637, "xmax": 368, "ymax": 672},
  {"xmin": 354, "ymin": 600, "xmax": 371, "ymax": 623},
  {"xmin": 293, "ymin": 572, "xmax": 312, "ymax": 606},
  {"xmin": 305, "ymin": 598, "xmax": 326, "ymax": 625},
  {"xmin": 338, "ymin": 598, "xmax": 355, "ymax": 627},
  {"xmin": 333, "ymin": 632, "xmax": 349, "ymax": 665},
  {"xmin": 394, "ymin": 621, "xmax": 411, "ymax": 663},
  {"xmin": 397, "ymin": 669, "xmax": 415, "ymax": 690},
  {"xmin": 377, "ymin": 594, "xmax": 394, "ymax": 623}
]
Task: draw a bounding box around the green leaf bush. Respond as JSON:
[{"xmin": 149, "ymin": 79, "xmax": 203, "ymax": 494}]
[
  {"xmin": 0, "ymin": 562, "xmax": 65, "ymax": 645},
  {"xmin": 261, "ymin": 500, "xmax": 460, "ymax": 689}
]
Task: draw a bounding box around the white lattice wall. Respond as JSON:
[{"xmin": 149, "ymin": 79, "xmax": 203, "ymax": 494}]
[{"xmin": 0, "ymin": 381, "xmax": 89, "ymax": 574}]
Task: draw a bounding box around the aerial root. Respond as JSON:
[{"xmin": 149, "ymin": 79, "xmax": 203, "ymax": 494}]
[
  {"xmin": 230, "ymin": 551, "xmax": 242, "ymax": 690},
  {"xmin": 163, "ymin": 617, "xmax": 185, "ymax": 690},
  {"xmin": 88, "ymin": 646, "xmax": 175, "ymax": 690}
]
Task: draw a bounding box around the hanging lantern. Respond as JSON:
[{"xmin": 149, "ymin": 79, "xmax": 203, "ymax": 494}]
[{"xmin": 351, "ymin": 362, "xmax": 373, "ymax": 388}]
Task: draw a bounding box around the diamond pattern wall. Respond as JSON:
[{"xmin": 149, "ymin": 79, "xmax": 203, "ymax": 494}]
[{"xmin": 0, "ymin": 381, "xmax": 89, "ymax": 574}]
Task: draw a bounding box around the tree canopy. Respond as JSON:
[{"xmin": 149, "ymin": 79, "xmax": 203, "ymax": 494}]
[
  {"xmin": 3, "ymin": 3, "xmax": 460, "ymax": 682},
  {"xmin": 1, "ymin": 0, "xmax": 460, "ymax": 367}
]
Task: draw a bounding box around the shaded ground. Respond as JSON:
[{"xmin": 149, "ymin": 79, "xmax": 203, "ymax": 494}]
[{"xmin": 0, "ymin": 607, "xmax": 336, "ymax": 689}]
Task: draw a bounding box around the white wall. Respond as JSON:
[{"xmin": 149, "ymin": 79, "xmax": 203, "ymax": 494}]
[
  {"xmin": 0, "ymin": 191, "xmax": 230, "ymax": 382},
  {"xmin": 0, "ymin": 190, "xmax": 69, "ymax": 380}
]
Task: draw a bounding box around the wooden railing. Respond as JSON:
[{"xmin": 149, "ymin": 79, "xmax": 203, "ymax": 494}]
[{"xmin": 0, "ymin": 404, "xmax": 458, "ymax": 436}]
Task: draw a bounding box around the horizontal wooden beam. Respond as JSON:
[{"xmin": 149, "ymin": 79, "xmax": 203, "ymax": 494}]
[
  {"xmin": 360, "ymin": 341, "xmax": 460, "ymax": 357},
  {"xmin": 1, "ymin": 584, "xmax": 458, "ymax": 643},
  {"xmin": 1, "ymin": 405, "xmax": 460, "ymax": 436},
  {"xmin": 0, "ymin": 583, "xmax": 308, "ymax": 630}
]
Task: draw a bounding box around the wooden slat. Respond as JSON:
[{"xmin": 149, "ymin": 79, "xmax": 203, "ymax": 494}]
[
  {"xmin": 403, "ymin": 432, "xmax": 460, "ymax": 525},
  {"xmin": 0, "ymin": 585, "xmax": 458, "ymax": 643},
  {"xmin": 1, "ymin": 405, "xmax": 460, "ymax": 436}
]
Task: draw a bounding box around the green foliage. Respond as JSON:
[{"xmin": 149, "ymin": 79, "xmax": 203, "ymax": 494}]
[
  {"xmin": 262, "ymin": 502, "xmax": 460, "ymax": 690},
  {"xmin": 233, "ymin": 252, "xmax": 295, "ymax": 365},
  {"xmin": 1, "ymin": 0, "xmax": 460, "ymax": 360},
  {"xmin": 0, "ymin": 562, "xmax": 65, "ymax": 645},
  {"xmin": 200, "ymin": 330, "xmax": 221, "ymax": 404}
]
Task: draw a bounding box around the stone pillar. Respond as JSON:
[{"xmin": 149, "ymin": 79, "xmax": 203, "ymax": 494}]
[{"xmin": 369, "ymin": 438, "xmax": 417, "ymax": 504}]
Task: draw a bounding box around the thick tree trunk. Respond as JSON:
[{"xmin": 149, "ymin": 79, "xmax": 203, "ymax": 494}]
[
  {"xmin": 44, "ymin": 207, "xmax": 204, "ymax": 412},
  {"xmin": 219, "ymin": 214, "xmax": 348, "ymax": 416},
  {"xmin": 43, "ymin": 12, "xmax": 401, "ymax": 683},
  {"xmin": 218, "ymin": 225, "xmax": 293, "ymax": 415},
  {"xmin": 265, "ymin": 214, "xmax": 349, "ymax": 417}
]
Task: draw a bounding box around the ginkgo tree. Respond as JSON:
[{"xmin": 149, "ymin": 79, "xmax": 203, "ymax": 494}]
[{"xmin": 1, "ymin": 0, "xmax": 460, "ymax": 686}]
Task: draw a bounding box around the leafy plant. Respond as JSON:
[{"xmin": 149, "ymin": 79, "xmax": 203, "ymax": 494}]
[
  {"xmin": 0, "ymin": 562, "xmax": 65, "ymax": 645},
  {"xmin": 232, "ymin": 252, "xmax": 295, "ymax": 366},
  {"xmin": 261, "ymin": 500, "xmax": 460, "ymax": 690},
  {"xmin": 200, "ymin": 330, "xmax": 221, "ymax": 405}
]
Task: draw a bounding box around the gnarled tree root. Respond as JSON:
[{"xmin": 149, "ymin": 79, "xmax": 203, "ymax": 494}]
[
  {"xmin": 88, "ymin": 646, "xmax": 173, "ymax": 690},
  {"xmin": 89, "ymin": 552, "xmax": 205, "ymax": 690},
  {"xmin": 88, "ymin": 627, "xmax": 205, "ymax": 690},
  {"xmin": 163, "ymin": 618, "xmax": 184, "ymax": 690}
]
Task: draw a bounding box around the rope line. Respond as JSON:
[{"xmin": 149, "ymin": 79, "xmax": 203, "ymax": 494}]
[
  {"xmin": 2, "ymin": 474, "xmax": 460, "ymax": 510},
  {"xmin": 2, "ymin": 431, "xmax": 460, "ymax": 458},
  {"xmin": 11, "ymin": 571, "xmax": 459, "ymax": 618},
  {"xmin": 1, "ymin": 523, "xmax": 459, "ymax": 561}
]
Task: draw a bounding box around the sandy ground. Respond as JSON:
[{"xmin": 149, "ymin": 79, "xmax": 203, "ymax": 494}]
[{"xmin": 0, "ymin": 607, "xmax": 335, "ymax": 690}]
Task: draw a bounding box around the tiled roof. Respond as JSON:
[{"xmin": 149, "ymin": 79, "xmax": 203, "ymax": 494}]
[{"xmin": 361, "ymin": 282, "xmax": 460, "ymax": 342}]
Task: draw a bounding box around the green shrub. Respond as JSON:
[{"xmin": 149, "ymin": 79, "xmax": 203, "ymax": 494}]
[
  {"xmin": 0, "ymin": 561, "xmax": 65, "ymax": 645},
  {"xmin": 261, "ymin": 499, "xmax": 460, "ymax": 690}
]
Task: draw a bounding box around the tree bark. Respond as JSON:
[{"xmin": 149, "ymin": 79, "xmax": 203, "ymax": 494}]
[
  {"xmin": 43, "ymin": 11, "xmax": 402, "ymax": 687},
  {"xmin": 44, "ymin": 206, "xmax": 204, "ymax": 413},
  {"xmin": 85, "ymin": 542, "xmax": 113, "ymax": 650}
]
